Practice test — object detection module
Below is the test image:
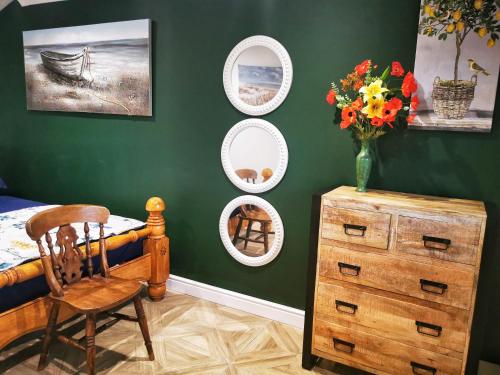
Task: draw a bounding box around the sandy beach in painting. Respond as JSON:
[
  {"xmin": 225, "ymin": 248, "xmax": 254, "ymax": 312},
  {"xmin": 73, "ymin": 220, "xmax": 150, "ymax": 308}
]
[{"xmin": 238, "ymin": 65, "xmax": 282, "ymax": 106}]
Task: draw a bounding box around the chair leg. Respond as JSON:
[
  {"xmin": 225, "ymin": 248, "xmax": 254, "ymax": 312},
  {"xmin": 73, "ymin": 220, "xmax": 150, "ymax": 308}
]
[
  {"xmin": 244, "ymin": 220, "xmax": 253, "ymax": 250},
  {"xmin": 263, "ymin": 222, "xmax": 269, "ymax": 253},
  {"xmin": 133, "ymin": 295, "xmax": 155, "ymax": 360},
  {"xmin": 86, "ymin": 313, "xmax": 97, "ymax": 375},
  {"xmin": 38, "ymin": 301, "xmax": 60, "ymax": 371},
  {"xmin": 232, "ymin": 217, "xmax": 243, "ymax": 245}
]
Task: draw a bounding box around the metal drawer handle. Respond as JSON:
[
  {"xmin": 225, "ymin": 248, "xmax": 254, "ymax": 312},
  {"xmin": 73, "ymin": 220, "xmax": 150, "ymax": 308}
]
[
  {"xmin": 335, "ymin": 300, "xmax": 358, "ymax": 315},
  {"xmin": 420, "ymin": 279, "xmax": 448, "ymax": 295},
  {"xmin": 338, "ymin": 262, "xmax": 361, "ymax": 276},
  {"xmin": 416, "ymin": 321, "xmax": 442, "ymax": 337},
  {"xmin": 332, "ymin": 337, "xmax": 355, "ymax": 353},
  {"xmin": 411, "ymin": 361, "xmax": 436, "ymax": 374},
  {"xmin": 343, "ymin": 223, "xmax": 367, "ymax": 237},
  {"xmin": 422, "ymin": 235, "xmax": 451, "ymax": 251}
]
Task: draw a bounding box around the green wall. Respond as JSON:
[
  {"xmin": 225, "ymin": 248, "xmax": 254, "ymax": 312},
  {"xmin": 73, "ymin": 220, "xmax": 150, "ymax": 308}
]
[{"xmin": 1, "ymin": 0, "xmax": 499, "ymax": 365}]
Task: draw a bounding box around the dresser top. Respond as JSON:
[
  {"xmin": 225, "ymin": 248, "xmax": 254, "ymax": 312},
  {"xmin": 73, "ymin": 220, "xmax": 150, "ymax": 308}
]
[{"xmin": 323, "ymin": 186, "xmax": 486, "ymax": 218}]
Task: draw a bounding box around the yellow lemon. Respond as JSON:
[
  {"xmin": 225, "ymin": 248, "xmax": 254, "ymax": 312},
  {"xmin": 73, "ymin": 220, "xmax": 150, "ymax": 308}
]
[
  {"xmin": 456, "ymin": 21, "xmax": 465, "ymax": 32},
  {"xmin": 424, "ymin": 4, "xmax": 432, "ymax": 14},
  {"xmin": 478, "ymin": 27, "xmax": 488, "ymax": 38},
  {"xmin": 446, "ymin": 23, "xmax": 455, "ymax": 33},
  {"xmin": 487, "ymin": 38, "xmax": 496, "ymax": 48},
  {"xmin": 474, "ymin": 0, "xmax": 482, "ymax": 10},
  {"xmin": 453, "ymin": 10, "xmax": 461, "ymax": 21},
  {"xmin": 496, "ymin": 10, "xmax": 500, "ymax": 20}
]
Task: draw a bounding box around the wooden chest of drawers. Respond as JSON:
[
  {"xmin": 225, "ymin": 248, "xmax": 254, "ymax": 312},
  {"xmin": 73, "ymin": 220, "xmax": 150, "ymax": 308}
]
[{"xmin": 302, "ymin": 186, "xmax": 486, "ymax": 375}]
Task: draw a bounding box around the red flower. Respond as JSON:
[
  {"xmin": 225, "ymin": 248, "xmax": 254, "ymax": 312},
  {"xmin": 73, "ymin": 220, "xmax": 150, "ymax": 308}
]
[
  {"xmin": 402, "ymin": 71, "xmax": 417, "ymax": 98},
  {"xmin": 351, "ymin": 97, "xmax": 363, "ymax": 111},
  {"xmin": 410, "ymin": 94, "xmax": 419, "ymax": 111},
  {"xmin": 340, "ymin": 106, "xmax": 357, "ymax": 129},
  {"xmin": 407, "ymin": 114, "xmax": 416, "ymax": 124},
  {"xmin": 371, "ymin": 117, "xmax": 384, "ymax": 127},
  {"xmin": 326, "ymin": 89, "xmax": 336, "ymax": 106},
  {"xmin": 387, "ymin": 97, "xmax": 403, "ymax": 111},
  {"xmin": 381, "ymin": 99, "xmax": 401, "ymax": 127},
  {"xmin": 355, "ymin": 59, "xmax": 371, "ymax": 75},
  {"xmin": 391, "ymin": 61, "xmax": 405, "ymax": 77}
]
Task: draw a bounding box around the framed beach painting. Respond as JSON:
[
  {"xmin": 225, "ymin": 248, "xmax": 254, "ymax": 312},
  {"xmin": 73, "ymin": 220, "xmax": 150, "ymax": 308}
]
[
  {"xmin": 23, "ymin": 19, "xmax": 152, "ymax": 116},
  {"xmin": 411, "ymin": 0, "xmax": 499, "ymax": 132}
]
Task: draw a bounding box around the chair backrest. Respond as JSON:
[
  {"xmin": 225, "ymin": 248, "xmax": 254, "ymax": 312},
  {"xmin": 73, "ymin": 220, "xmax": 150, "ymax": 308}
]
[
  {"xmin": 261, "ymin": 168, "xmax": 273, "ymax": 182},
  {"xmin": 25, "ymin": 205, "xmax": 110, "ymax": 297},
  {"xmin": 235, "ymin": 169, "xmax": 258, "ymax": 184}
]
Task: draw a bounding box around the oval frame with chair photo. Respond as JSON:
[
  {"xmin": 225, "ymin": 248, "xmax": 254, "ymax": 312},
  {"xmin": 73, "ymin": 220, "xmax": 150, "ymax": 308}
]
[
  {"xmin": 219, "ymin": 195, "xmax": 284, "ymax": 267},
  {"xmin": 221, "ymin": 118, "xmax": 288, "ymax": 194}
]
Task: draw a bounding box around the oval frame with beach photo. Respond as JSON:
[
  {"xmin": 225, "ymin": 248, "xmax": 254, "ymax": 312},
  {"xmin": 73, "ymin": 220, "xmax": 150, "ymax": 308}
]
[{"xmin": 223, "ymin": 35, "xmax": 293, "ymax": 116}]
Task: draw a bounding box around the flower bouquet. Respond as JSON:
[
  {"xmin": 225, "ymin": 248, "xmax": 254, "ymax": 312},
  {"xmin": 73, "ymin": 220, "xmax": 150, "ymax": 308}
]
[{"xmin": 326, "ymin": 59, "xmax": 419, "ymax": 192}]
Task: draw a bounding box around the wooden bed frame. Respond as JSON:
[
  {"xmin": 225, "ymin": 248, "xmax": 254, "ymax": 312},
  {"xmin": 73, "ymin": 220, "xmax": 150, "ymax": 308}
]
[{"xmin": 0, "ymin": 197, "xmax": 170, "ymax": 350}]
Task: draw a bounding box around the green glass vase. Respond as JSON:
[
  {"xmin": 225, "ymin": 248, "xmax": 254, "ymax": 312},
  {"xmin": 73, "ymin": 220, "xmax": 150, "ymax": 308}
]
[{"xmin": 355, "ymin": 139, "xmax": 373, "ymax": 192}]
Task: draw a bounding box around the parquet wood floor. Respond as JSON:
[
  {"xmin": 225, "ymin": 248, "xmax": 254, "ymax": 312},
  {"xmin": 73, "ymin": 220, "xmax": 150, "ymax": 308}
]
[{"xmin": 0, "ymin": 291, "xmax": 367, "ymax": 374}]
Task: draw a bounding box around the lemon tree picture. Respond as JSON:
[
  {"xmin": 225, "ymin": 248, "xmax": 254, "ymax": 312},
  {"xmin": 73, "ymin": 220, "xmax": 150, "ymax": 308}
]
[{"xmin": 411, "ymin": 0, "xmax": 500, "ymax": 132}]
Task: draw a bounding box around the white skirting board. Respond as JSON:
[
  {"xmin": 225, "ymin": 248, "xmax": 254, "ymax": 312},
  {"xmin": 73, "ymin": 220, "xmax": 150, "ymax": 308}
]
[{"xmin": 166, "ymin": 274, "xmax": 305, "ymax": 329}]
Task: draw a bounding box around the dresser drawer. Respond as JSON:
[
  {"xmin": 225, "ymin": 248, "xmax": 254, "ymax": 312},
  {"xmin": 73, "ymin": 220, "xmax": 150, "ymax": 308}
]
[
  {"xmin": 396, "ymin": 216, "xmax": 481, "ymax": 266},
  {"xmin": 321, "ymin": 203, "xmax": 392, "ymax": 250},
  {"xmin": 313, "ymin": 319, "xmax": 462, "ymax": 375},
  {"xmin": 315, "ymin": 279, "xmax": 468, "ymax": 354},
  {"xmin": 319, "ymin": 245, "xmax": 475, "ymax": 309}
]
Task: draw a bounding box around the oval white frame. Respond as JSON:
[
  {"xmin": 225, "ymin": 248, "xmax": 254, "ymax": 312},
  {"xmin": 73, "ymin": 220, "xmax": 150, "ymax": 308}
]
[
  {"xmin": 223, "ymin": 35, "xmax": 293, "ymax": 116},
  {"xmin": 221, "ymin": 119, "xmax": 288, "ymax": 193},
  {"xmin": 219, "ymin": 196, "xmax": 284, "ymax": 267}
]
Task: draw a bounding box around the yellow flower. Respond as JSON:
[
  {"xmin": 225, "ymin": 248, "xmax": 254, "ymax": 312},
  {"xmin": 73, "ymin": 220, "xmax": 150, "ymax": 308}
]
[
  {"xmin": 362, "ymin": 97, "xmax": 385, "ymax": 119},
  {"xmin": 359, "ymin": 79, "xmax": 388, "ymax": 102}
]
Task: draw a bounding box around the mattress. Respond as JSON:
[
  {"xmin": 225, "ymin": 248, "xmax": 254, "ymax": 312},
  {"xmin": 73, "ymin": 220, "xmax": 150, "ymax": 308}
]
[{"xmin": 0, "ymin": 196, "xmax": 145, "ymax": 313}]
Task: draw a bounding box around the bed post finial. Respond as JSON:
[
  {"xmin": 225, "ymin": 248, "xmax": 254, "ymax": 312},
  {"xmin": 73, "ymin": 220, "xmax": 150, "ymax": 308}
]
[{"xmin": 145, "ymin": 197, "xmax": 169, "ymax": 301}]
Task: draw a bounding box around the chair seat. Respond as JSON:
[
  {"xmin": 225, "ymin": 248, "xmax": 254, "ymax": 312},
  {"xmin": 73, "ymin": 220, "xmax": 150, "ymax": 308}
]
[
  {"xmin": 241, "ymin": 208, "xmax": 271, "ymax": 222},
  {"xmin": 52, "ymin": 276, "xmax": 142, "ymax": 313}
]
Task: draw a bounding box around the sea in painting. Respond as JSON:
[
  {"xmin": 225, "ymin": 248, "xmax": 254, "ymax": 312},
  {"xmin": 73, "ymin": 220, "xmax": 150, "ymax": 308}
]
[
  {"xmin": 23, "ymin": 19, "xmax": 151, "ymax": 116},
  {"xmin": 238, "ymin": 65, "xmax": 283, "ymax": 106}
]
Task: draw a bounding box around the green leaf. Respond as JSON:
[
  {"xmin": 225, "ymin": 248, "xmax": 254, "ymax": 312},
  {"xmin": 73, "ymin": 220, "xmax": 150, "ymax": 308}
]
[{"xmin": 380, "ymin": 66, "xmax": 390, "ymax": 81}]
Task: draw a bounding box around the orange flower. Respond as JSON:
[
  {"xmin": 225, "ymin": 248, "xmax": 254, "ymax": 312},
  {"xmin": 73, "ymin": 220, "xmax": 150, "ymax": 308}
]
[
  {"xmin": 391, "ymin": 61, "xmax": 404, "ymax": 77},
  {"xmin": 410, "ymin": 94, "xmax": 419, "ymax": 111},
  {"xmin": 351, "ymin": 97, "xmax": 363, "ymax": 111},
  {"xmin": 355, "ymin": 59, "xmax": 371, "ymax": 75},
  {"xmin": 353, "ymin": 80, "xmax": 364, "ymax": 91},
  {"xmin": 371, "ymin": 117, "xmax": 384, "ymax": 127},
  {"xmin": 407, "ymin": 114, "xmax": 416, "ymax": 124},
  {"xmin": 402, "ymin": 71, "xmax": 417, "ymax": 98},
  {"xmin": 326, "ymin": 89, "xmax": 336, "ymax": 106},
  {"xmin": 340, "ymin": 106, "xmax": 357, "ymax": 129}
]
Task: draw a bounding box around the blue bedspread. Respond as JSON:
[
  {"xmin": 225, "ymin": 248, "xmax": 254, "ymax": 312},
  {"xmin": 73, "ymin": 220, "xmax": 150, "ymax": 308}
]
[{"xmin": 0, "ymin": 196, "xmax": 144, "ymax": 314}]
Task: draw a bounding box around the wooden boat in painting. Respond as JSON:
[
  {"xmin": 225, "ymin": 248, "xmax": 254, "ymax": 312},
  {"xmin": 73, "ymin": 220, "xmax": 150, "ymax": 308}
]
[{"xmin": 40, "ymin": 47, "xmax": 90, "ymax": 81}]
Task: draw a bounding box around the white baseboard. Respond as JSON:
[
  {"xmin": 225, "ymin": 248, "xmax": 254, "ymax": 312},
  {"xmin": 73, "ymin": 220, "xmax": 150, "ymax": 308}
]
[{"xmin": 167, "ymin": 274, "xmax": 305, "ymax": 329}]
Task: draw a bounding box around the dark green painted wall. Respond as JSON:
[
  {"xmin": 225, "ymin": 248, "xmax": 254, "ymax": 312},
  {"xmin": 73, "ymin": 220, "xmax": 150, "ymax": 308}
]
[{"xmin": 0, "ymin": 0, "xmax": 499, "ymax": 364}]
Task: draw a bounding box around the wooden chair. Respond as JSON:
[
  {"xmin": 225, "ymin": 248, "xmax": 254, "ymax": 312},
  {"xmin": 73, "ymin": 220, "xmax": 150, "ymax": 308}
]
[
  {"xmin": 235, "ymin": 169, "xmax": 258, "ymax": 183},
  {"xmin": 232, "ymin": 205, "xmax": 274, "ymax": 254},
  {"xmin": 25, "ymin": 205, "xmax": 155, "ymax": 375}
]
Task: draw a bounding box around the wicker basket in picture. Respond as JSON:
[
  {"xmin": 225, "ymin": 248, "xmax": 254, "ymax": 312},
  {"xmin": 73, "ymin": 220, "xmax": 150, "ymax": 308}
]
[{"xmin": 432, "ymin": 76, "xmax": 476, "ymax": 120}]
